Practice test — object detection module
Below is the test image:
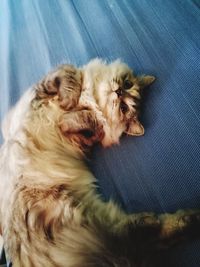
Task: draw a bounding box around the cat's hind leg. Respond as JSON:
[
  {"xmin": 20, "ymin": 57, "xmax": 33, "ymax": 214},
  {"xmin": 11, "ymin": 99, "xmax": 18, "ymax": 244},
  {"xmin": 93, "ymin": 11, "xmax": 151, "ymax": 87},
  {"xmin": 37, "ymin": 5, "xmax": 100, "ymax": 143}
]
[{"xmin": 156, "ymin": 209, "xmax": 200, "ymax": 248}]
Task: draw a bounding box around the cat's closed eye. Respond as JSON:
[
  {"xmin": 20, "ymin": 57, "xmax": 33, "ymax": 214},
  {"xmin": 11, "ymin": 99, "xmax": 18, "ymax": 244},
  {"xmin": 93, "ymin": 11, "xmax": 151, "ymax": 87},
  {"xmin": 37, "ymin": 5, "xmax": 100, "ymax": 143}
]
[{"xmin": 79, "ymin": 129, "xmax": 94, "ymax": 138}]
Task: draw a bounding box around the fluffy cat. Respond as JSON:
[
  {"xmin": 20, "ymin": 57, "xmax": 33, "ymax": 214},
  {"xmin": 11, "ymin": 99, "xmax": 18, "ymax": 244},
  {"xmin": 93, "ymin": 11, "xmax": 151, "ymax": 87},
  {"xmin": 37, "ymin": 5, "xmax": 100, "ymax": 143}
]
[{"xmin": 0, "ymin": 59, "xmax": 199, "ymax": 267}]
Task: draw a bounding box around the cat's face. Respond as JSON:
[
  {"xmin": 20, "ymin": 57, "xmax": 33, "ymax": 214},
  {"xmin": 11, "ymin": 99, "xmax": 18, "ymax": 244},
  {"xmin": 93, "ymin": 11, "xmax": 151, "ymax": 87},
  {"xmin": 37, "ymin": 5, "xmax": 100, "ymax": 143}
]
[{"xmin": 86, "ymin": 60, "xmax": 155, "ymax": 146}]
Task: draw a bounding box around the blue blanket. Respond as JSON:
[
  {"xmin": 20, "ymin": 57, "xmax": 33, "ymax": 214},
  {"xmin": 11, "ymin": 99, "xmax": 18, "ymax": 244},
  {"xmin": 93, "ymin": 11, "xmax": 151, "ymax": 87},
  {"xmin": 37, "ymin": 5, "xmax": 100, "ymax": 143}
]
[{"xmin": 0, "ymin": 0, "xmax": 200, "ymax": 266}]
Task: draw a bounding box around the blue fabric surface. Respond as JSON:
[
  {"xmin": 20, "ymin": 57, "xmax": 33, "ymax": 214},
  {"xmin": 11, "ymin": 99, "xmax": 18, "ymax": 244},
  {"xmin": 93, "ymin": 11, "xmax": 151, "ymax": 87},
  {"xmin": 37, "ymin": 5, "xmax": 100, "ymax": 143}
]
[{"xmin": 0, "ymin": 0, "xmax": 200, "ymax": 266}]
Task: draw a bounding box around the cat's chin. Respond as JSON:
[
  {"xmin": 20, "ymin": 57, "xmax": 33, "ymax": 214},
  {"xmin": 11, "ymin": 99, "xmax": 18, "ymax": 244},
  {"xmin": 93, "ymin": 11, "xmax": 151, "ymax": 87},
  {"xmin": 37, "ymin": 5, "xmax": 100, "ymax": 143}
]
[
  {"xmin": 99, "ymin": 123, "xmax": 127, "ymax": 147},
  {"xmin": 100, "ymin": 136, "xmax": 120, "ymax": 147}
]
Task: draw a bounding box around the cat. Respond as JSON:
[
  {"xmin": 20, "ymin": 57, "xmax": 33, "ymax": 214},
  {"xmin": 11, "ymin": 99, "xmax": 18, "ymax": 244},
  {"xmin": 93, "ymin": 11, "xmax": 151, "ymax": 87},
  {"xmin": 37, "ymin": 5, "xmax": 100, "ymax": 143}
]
[{"xmin": 0, "ymin": 58, "xmax": 199, "ymax": 267}]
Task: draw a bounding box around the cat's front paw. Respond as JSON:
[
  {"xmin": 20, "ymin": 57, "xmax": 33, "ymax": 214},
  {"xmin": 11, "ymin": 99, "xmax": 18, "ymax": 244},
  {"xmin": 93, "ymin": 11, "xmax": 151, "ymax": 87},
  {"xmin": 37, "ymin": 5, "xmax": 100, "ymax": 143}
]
[
  {"xmin": 35, "ymin": 64, "xmax": 82, "ymax": 110},
  {"xmin": 59, "ymin": 110, "xmax": 105, "ymax": 147}
]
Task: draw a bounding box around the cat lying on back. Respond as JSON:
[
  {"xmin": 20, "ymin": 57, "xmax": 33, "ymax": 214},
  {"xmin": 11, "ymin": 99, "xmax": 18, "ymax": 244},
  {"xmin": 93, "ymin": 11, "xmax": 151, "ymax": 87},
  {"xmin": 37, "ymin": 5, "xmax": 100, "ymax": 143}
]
[{"xmin": 0, "ymin": 58, "xmax": 200, "ymax": 267}]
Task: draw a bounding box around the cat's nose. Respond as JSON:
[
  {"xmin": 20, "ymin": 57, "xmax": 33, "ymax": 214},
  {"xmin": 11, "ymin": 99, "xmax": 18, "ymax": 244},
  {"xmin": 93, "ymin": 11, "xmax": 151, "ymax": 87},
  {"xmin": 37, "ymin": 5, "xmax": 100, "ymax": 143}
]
[{"xmin": 116, "ymin": 87, "xmax": 123, "ymax": 97}]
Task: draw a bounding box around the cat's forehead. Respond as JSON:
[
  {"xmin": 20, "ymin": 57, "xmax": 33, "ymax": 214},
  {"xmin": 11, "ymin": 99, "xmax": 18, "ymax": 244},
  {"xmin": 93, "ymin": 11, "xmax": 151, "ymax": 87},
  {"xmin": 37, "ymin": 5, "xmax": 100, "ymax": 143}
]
[{"xmin": 109, "ymin": 60, "xmax": 133, "ymax": 78}]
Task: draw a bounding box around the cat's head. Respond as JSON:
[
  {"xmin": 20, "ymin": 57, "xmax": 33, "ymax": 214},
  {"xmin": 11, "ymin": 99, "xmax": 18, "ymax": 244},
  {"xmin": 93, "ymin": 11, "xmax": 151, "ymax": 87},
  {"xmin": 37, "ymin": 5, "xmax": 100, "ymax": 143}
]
[
  {"xmin": 84, "ymin": 60, "xmax": 155, "ymax": 147},
  {"xmin": 35, "ymin": 59, "xmax": 155, "ymax": 148}
]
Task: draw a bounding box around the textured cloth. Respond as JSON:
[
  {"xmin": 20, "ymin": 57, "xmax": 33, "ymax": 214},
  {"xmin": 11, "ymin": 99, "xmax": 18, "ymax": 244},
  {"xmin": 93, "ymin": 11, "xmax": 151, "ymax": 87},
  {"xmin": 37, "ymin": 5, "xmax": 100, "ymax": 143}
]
[{"xmin": 0, "ymin": 0, "xmax": 200, "ymax": 266}]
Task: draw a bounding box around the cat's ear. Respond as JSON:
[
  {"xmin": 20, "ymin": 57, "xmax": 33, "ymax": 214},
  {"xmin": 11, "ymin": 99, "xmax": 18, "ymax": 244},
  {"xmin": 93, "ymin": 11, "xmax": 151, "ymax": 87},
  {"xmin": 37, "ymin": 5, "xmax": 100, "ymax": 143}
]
[
  {"xmin": 125, "ymin": 119, "xmax": 144, "ymax": 136},
  {"xmin": 138, "ymin": 75, "xmax": 155, "ymax": 89}
]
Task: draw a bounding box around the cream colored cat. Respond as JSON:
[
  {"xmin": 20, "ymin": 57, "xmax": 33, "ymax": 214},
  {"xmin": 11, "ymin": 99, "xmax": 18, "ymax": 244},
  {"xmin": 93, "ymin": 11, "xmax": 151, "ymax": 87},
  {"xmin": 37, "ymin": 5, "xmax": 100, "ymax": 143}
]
[{"xmin": 0, "ymin": 59, "xmax": 199, "ymax": 267}]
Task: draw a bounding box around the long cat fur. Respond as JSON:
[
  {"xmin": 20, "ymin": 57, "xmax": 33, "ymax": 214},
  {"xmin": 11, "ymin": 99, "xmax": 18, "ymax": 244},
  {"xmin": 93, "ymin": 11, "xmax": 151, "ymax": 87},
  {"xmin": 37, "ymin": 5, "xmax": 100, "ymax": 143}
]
[{"xmin": 0, "ymin": 59, "xmax": 200, "ymax": 267}]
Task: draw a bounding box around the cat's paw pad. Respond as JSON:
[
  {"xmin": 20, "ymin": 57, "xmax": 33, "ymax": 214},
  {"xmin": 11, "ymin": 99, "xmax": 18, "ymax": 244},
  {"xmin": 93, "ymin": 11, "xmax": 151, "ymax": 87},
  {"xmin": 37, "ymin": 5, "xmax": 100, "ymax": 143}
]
[
  {"xmin": 135, "ymin": 213, "xmax": 160, "ymax": 227},
  {"xmin": 177, "ymin": 210, "xmax": 200, "ymax": 237},
  {"xmin": 180, "ymin": 212, "xmax": 200, "ymax": 225}
]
